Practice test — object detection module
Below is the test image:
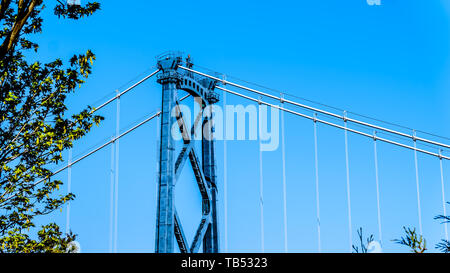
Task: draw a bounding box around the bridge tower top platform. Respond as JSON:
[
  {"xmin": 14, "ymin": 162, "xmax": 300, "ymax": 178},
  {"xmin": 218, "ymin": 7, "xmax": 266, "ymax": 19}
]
[{"xmin": 156, "ymin": 51, "xmax": 220, "ymax": 105}]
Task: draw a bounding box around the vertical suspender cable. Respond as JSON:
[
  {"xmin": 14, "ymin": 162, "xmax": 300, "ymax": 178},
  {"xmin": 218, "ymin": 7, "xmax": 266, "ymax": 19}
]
[
  {"xmin": 66, "ymin": 148, "xmax": 72, "ymax": 235},
  {"xmin": 258, "ymin": 96, "xmax": 265, "ymax": 253},
  {"xmin": 313, "ymin": 113, "xmax": 321, "ymax": 252},
  {"xmin": 222, "ymin": 86, "xmax": 229, "ymax": 253},
  {"xmin": 113, "ymin": 90, "xmax": 120, "ymax": 253},
  {"xmin": 373, "ymin": 131, "xmax": 383, "ymax": 245},
  {"xmin": 413, "ymin": 131, "xmax": 423, "ymax": 235},
  {"xmin": 155, "ymin": 112, "xmax": 161, "ymax": 253},
  {"xmin": 439, "ymin": 149, "xmax": 448, "ymax": 241},
  {"xmin": 344, "ymin": 112, "xmax": 353, "ymax": 252},
  {"xmin": 109, "ymin": 136, "xmax": 115, "ymax": 253},
  {"xmin": 280, "ymin": 94, "xmax": 288, "ymax": 253},
  {"xmin": 156, "ymin": 110, "xmax": 161, "ymax": 205},
  {"xmin": 259, "ymin": 131, "xmax": 265, "ymax": 253}
]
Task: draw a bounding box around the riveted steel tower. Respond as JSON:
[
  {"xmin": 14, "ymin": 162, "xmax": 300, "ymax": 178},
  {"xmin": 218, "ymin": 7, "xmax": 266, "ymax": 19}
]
[{"xmin": 155, "ymin": 52, "xmax": 220, "ymax": 253}]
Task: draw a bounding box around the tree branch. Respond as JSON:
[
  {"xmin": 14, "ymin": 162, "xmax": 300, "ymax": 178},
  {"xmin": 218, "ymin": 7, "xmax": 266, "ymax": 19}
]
[{"xmin": 0, "ymin": 0, "xmax": 39, "ymax": 59}]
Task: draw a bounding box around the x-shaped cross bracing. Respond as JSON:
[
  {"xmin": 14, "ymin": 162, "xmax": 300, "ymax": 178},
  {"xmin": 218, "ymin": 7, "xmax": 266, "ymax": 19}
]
[{"xmin": 172, "ymin": 96, "xmax": 212, "ymax": 253}]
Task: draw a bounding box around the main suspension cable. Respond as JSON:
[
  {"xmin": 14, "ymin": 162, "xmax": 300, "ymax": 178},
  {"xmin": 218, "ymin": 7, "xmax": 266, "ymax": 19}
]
[
  {"xmin": 194, "ymin": 62, "xmax": 449, "ymax": 143},
  {"xmin": 215, "ymin": 86, "xmax": 450, "ymax": 161},
  {"xmin": 92, "ymin": 69, "xmax": 160, "ymax": 113},
  {"xmin": 0, "ymin": 95, "xmax": 190, "ymax": 205},
  {"xmin": 179, "ymin": 66, "xmax": 450, "ymax": 151}
]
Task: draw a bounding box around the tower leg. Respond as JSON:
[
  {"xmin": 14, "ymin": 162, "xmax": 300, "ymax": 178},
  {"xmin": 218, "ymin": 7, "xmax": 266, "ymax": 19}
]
[
  {"xmin": 155, "ymin": 80, "xmax": 177, "ymax": 253},
  {"xmin": 202, "ymin": 109, "xmax": 219, "ymax": 253}
]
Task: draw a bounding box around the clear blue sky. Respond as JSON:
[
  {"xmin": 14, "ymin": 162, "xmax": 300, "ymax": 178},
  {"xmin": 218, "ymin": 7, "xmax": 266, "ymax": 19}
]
[{"xmin": 33, "ymin": 0, "xmax": 450, "ymax": 253}]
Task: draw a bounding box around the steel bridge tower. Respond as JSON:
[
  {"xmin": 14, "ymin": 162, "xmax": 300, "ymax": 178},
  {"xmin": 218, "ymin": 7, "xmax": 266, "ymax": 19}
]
[{"xmin": 155, "ymin": 52, "xmax": 220, "ymax": 253}]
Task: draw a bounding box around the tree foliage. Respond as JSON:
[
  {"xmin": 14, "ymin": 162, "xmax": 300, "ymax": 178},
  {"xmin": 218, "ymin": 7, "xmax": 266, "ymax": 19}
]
[
  {"xmin": 1, "ymin": 223, "xmax": 77, "ymax": 253},
  {"xmin": 434, "ymin": 202, "xmax": 450, "ymax": 253},
  {"xmin": 436, "ymin": 240, "xmax": 450, "ymax": 253},
  {"xmin": 392, "ymin": 201, "xmax": 450, "ymax": 253},
  {"xmin": 393, "ymin": 227, "xmax": 427, "ymax": 253},
  {"xmin": 352, "ymin": 227, "xmax": 374, "ymax": 253},
  {"xmin": 0, "ymin": 0, "xmax": 102, "ymax": 253}
]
